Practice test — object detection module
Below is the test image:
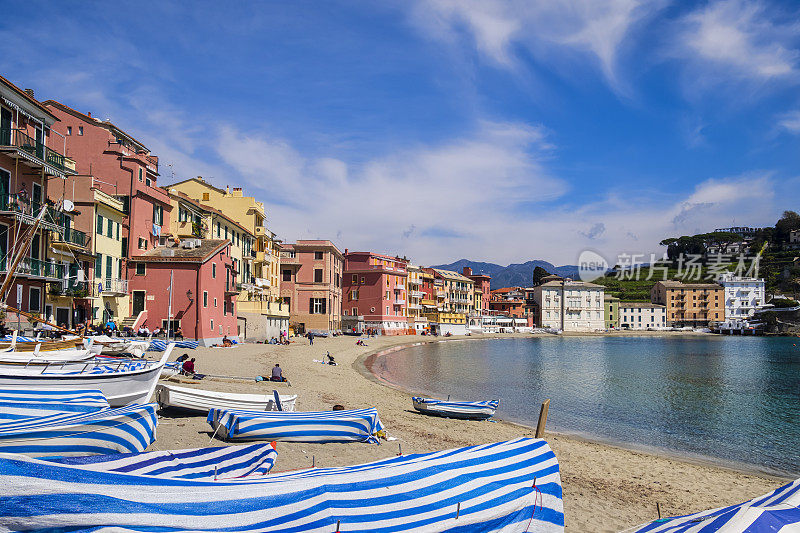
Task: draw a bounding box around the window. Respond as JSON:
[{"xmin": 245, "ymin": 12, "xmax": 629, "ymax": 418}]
[
  {"xmin": 29, "ymin": 287, "xmax": 41, "ymax": 312},
  {"xmin": 202, "ymin": 193, "xmax": 210, "ymax": 201},
  {"xmin": 225, "ymin": 226, "xmax": 228, "ymax": 239},
  {"xmin": 152, "ymin": 204, "xmax": 163, "ymax": 226},
  {"xmin": 310, "ymin": 298, "xmax": 326, "ymax": 314},
  {"xmin": 361, "ymin": 276, "xmax": 365, "ymax": 283},
  {"xmin": 214, "ymin": 298, "xmax": 217, "ymax": 308},
  {"xmin": 314, "ymin": 251, "xmax": 323, "ymax": 260},
  {"xmin": 138, "ymin": 168, "xmax": 143, "ymax": 182},
  {"xmin": 352, "ymin": 307, "xmax": 358, "ymax": 316},
  {"xmin": 67, "ymin": 126, "xmax": 72, "ymax": 135},
  {"xmin": 282, "ymin": 269, "xmax": 291, "ymax": 282},
  {"xmin": 145, "ymin": 178, "xmax": 151, "ymax": 187},
  {"xmin": 212, "ymin": 263, "xmax": 217, "ymax": 278},
  {"xmin": 210, "ymin": 318, "xmax": 214, "ymax": 330},
  {"xmin": 135, "ymin": 263, "xmax": 146, "ymax": 276},
  {"xmin": 106, "ymin": 219, "xmax": 113, "ymax": 238},
  {"xmin": 96, "ymin": 214, "xmax": 103, "ymax": 234},
  {"xmin": 203, "ymin": 291, "xmax": 208, "ymax": 308},
  {"xmin": 78, "ymin": 126, "xmax": 83, "ymax": 136},
  {"xmin": 352, "ymin": 274, "xmax": 357, "ymax": 283},
  {"xmin": 95, "ymin": 254, "xmax": 102, "ymax": 276},
  {"xmin": 350, "ymin": 289, "xmax": 358, "ymax": 301},
  {"xmin": 314, "ymin": 269, "xmax": 323, "ymax": 283}
]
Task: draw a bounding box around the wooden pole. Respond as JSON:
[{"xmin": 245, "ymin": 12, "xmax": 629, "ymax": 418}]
[
  {"xmin": 4, "ymin": 304, "xmax": 79, "ymax": 335},
  {"xmin": 535, "ymin": 399, "xmax": 550, "ymax": 439},
  {"xmin": 656, "ymin": 502, "xmax": 662, "ymax": 519}
]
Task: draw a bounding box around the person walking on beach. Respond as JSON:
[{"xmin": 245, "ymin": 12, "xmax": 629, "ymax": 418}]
[{"xmin": 307, "ymin": 332, "xmax": 314, "ymax": 345}]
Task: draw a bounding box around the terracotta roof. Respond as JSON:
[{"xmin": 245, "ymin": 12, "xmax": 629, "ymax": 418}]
[
  {"xmin": 0, "ymin": 75, "xmax": 58, "ymax": 121},
  {"xmin": 129, "ymin": 240, "xmax": 230, "ymax": 263},
  {"xmin": 43, "ymin": 99, "xmax": 149, "ymax": 151}
]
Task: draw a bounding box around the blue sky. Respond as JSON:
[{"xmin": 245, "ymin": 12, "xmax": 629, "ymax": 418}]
[{"xmin": 3, "ymin": 0, "xmax": 799, "ymax": 265}]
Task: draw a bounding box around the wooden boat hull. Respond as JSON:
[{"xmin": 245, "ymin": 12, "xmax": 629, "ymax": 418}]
[{"xmin": 155, "ymin": 383, "xmax": 297, "ymax": 413}]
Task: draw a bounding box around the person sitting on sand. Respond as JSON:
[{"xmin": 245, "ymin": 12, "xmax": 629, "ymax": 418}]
[
  {"xmin": 222, "ymin": 335, "xmax": 233, "ymax": 347},
  {"xmin": 181, "ymin": 357, "xmax": 196, "ymax": 375},
  {"xmin": 326, "ymin": 351, "xmax": 336, "ymax": 365},
  {"xmin": 270, "ymin": 363, "xmax": 286, "ymax": 382}
]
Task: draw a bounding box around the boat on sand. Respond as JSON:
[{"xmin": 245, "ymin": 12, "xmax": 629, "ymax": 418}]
[{"xmin": 155, "ymin": 383, "xmax": 297, "ymax": 413}]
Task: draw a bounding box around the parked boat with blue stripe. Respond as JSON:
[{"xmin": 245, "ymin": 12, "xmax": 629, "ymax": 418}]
[
  {"xmin": 48, "ymin": 441, "xmax": 278, "ymax": 479},
  {"xmin": 413, "ymin": 397, "xmax": 499, "ymax": 420},
  {"xmin": 0, "ymin": 345, "xmax": 172, "ymax": 406},
  {"xmin": 0, "ymin": 437, "xmax": 564, "ymax": 532},
  {"xmin": 208, "ymin": 407, "xmax": 385, "ymax": 443},
  {"xmin": 0, "ymin": 403, "xmax": 157, "ymax": 457},
  {"xmin": 0, "ymin": 389, "xmax": 109, "ymax": 420}
]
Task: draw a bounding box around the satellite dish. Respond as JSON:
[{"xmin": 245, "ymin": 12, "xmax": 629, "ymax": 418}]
[{"xmin": 63, "ymin": 200, "xmax": 75, "ymax": 212}]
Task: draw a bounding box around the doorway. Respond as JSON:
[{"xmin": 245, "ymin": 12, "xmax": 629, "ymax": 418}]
[
  {"xmin": 132, "ymin": 291, "xmax": 145, "ymax": 315},
  {"xmin": 55, "ymin": 307, "xmax": 70, "ymax": 328}
]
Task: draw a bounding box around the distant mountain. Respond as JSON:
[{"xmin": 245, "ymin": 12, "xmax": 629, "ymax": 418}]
[{"xmin": 431, "ymin": 259, "xmax": 579, "ymax": 289}]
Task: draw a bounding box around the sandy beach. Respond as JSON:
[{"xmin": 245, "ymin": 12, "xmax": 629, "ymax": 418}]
[{"xmin": 153, "ymin": 333, "xmax": 789, "ymax": 532}]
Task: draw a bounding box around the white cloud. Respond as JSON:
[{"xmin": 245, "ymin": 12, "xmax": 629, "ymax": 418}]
[
  {"xmin": 674, "ymin": 0, "xmax": 800, "ymax": 86},
  {"xmin": 777, "ymin": 110, "xmax": 800, "ymax": 133},
  {"xmin": 410, "ymin": 0, "xmax": 662, "ymax": 90}
]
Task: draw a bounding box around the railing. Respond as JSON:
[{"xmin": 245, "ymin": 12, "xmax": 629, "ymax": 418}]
[
  {"xmin": 53, "ymin": 226, "xmax": 88, "ymax": 247},
  {"xmin": 49, "ymin": 280, "xmax": 89, "ymax": 297},
  {"xmin": 0, "ymin": 193, "xmax": 66, "ymax": 227},
  {"xmin": 0, "ymin": 128, "xmax": 73, "ymax": 173},
  {"xmin": 1, "ymin": 257, "xmax": 65, "ymax": 279},
  {"xmin": 101, "ymin": 278, "xmax": 128, "ymax": 294}
]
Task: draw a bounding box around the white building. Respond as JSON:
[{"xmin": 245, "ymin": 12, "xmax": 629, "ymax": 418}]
[
  {"xmin": 534, "ymin": 280, "xmax": 605, "ymax": 332},
  {"xmin": 718, "ymin": 272, "xmax": 765, "ymax": 327},
  {"xmin": 619, "ymin": 303, "xmax": 667, "ymax": 330}
]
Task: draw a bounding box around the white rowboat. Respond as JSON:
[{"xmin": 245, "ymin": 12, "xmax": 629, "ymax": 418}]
[
  {"xmin": 155, "ymin": 383, "xmax": 297, "ymax": 413},
  {"xmin": 0, "ymin": 346, "xmax": 173, "ymax": 407}
]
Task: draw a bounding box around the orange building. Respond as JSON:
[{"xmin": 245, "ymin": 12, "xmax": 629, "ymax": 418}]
[{"xmin": 650, "ymin": 281, "xmax": 724, "ymax": 327}]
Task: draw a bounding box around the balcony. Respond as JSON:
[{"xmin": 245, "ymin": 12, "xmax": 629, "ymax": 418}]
[
  {"xmin": 410, "ymin": 290, "xmax": 424, "ymax": 298},
  {"xmin": 0, "ymin": 257, "xmax": 65, "ymax": 280},
  {"xmin": 392, "ymin": 299, "xmax": 406, "ymax": 306},
  {"xmin": 51, "ymin": 227, "xmax": 88, "ymax": 249},
  {"xmin": 100, "ymin": 278, "xmax": 128, "ymax": 296},
  {"xmin": 0, "ymin": 194, "xmax": 67, "ymax": 231},
  {"xmin": 254, "ymin": 277, "xmax": 271, "ymax": 288},
  {"xmin": 0, "ymin": 128, "xmax": 76, "ymax": 175},
  {"xmin": 49, "ymin": 280, "xmax": 90, "ymax": 298}
]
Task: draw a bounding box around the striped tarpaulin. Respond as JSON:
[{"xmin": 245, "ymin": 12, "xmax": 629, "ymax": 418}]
[
  {"xmin": 1, "ymin": 335, "xmax": 34, "ymax": 343},
  {"xmin": 413, "ymin": 397, "xmax": 499, "ymax": 420},
  {"xmin": 0, "ymin": 403, "xmax": 157, "ymax": 457},
  {"xmin": 148, "ymin": 340, "xmax": 199, "ymax": 352},
  {"xmin": 631, "ymin": 478, "xmax": 800, "ymax": 532},
  {"xmin": 208, "ymin": 407, "xmax": 385, "ymax": 443},
  {"xmin": 0, "ymin": 389, "xmax": 110, "ymax": 420},
  {"xmin": 48, "ymin": 442, "xmax": 278, "ymax": 480},
  {"xmin": 0, "ymin": 437, "xmax": 564, "ymax": 532}
]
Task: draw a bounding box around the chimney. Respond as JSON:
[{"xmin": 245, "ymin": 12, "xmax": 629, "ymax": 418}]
[
  {"xmin": 24, "ymin": 88, "xmax": 34, "ymax": 98},
  {"xmin": 463, "ymin": 267, "xmax": 472, "ymax": 276}
]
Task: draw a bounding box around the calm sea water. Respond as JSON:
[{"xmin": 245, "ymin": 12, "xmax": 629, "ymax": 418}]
[{"xmin": 371, "ymin": 336, "xmax": 800, "ymax": 476}]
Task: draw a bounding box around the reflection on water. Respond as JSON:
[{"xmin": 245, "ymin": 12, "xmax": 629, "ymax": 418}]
[{"xmin": 375, "ymin": 336, "xmax": 800, "ymax": 476}]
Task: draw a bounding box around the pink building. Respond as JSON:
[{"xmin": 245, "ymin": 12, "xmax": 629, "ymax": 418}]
[
  {"xmin": 343, "ymin": 251, "xmax": 409, "ymax": 335},
  {"xmin": 43, "ymin": 101, "xmax": 171, "ymax": 276},
  {"xmin": 280, "ymin": 240, "xmax": 343, "ymax": 334},
  {"xmin": 127, "ymin": 240, "xmax": 238, "ymax": 345},
  {"xmin": 463, "ymin": 267, "xmax": 491, "ymax": 314}
]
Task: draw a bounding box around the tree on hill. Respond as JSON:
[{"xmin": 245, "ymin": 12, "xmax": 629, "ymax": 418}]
[
  {"xmin": 532, "ymin": 266, "xmax": 551, "ymax": 286},
  {"xmin": 775, "ymin": 211, "xmax": 800, "ymax": 243}
]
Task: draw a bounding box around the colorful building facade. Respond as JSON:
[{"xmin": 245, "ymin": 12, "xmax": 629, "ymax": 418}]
[{"xmin": 343, "ymin": 251, "xmax": 409, "ymax": 335}]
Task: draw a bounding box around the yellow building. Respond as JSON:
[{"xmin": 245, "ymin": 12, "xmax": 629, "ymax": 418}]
[
  {"xmin": 432, "ymin": 268, "xmax": 475, "ymax": 315},
  {"xmin": 165, "ymin": 178, "xmax": 288, "ymax": 339},
  {"xmin": 90, "ymin": 190, "xmax": 129, "ymax": 324},
  {"xmin": 406, "ymin": 264, "xmax": 427, "ymax": 332}
]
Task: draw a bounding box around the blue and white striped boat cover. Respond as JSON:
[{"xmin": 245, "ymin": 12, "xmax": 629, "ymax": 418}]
[
  {"xmin": 0, "ymin": 389, "xmax": 109, "ymax": 420},
  {"xmin": 413, "ymin": 397, "xmax": 499, "ymax": 419},
  {"xmin": 48, "ymin": 442, "xmax": 278, "ymax": 480},
  {"xmin": 0, "ymin": 437, "xmax": 564, "ymax": 532},
  {"xmin": 0, "ymin": 403, "xmax": 157, "ymax": 457},
  {"xmin": 149, "ymin": 340, "xmax": 199, "ymax": 351},
  {"xmin": 631, "ymin": 478, "xmax": 800, "ymax": 532},
  {"xmin": 208, "ymin": 407, "xmax": 385, "ymax": 443},
  {"xmin": 1, "ymin": 335, "xmax": 34, "ymax": 342}
]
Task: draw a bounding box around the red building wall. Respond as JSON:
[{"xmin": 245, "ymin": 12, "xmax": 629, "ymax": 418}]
[{"xmin": 343, "ymin": 251, "xmax": 408, "ymax": 333}]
